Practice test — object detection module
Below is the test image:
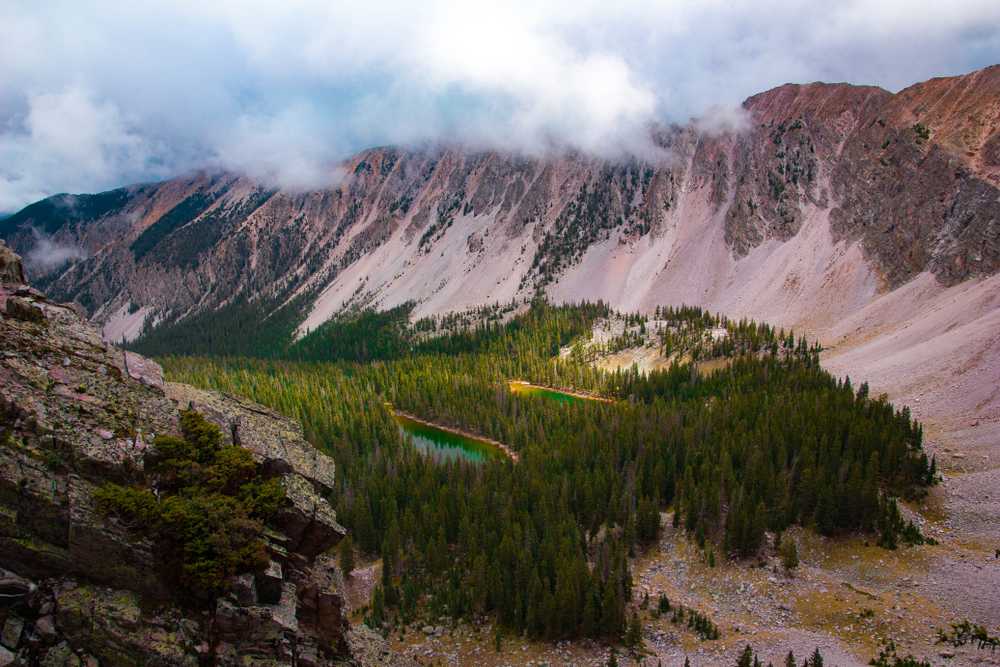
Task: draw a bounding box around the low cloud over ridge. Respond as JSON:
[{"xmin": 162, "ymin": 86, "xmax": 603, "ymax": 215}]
[{"xmin": 1, "ymin": 0, "xmax": 998, "ymax": 212}]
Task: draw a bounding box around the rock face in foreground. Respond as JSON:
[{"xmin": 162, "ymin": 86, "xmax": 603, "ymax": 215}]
[{"xmin": 0, "ymin": 240, "xmax": 402, "ymax": 666}]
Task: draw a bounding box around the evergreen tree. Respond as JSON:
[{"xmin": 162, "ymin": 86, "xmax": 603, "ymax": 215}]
[
  {"xmin": 625, "ymin": 611, "xmax": 642, "ymax": 648},
  {"xmin": 780, "ymin": 538, "xmax": 799, "ymax": 571},
  {"xmin": 339, "ymin": 535, "xmax": 355, "ymax": 579}
]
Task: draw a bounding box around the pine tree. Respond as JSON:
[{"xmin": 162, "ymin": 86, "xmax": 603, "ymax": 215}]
[
  {"xmin": 625, "ymin": 611, "xmax": 642, "ymax": 648},
  {"xmin": 780, "ymin": 538, "xmax": 799, "ymax": 571},
  {"xmin": 339, "ymin": 535, "xmax": 355, "ymax": 579},
  {"xmin": 581, "ymin": 592, "xmax": 599, "ymax": 637},
  {"xmin": 602, "ymin": 579, "xmax": 621, "ymax": 636},
  {"xmin": 737, "ymin": 644, "xmax": 755, "ymax": 667}
]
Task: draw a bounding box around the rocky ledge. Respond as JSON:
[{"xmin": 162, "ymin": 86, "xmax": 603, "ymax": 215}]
[{"xmin": 0, "ymin": 239, "xmax": 407, "ymax": 666}]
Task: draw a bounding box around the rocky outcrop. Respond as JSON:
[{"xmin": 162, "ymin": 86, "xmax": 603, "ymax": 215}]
[
  {"xmin": 0, "ymin": 246, "xmax": 405, "ymax": 665},
  {"xmin": 0, "ymin": 240, "xmax": 25, "ymax": 286},
  {"xmin": 0, "ymin": 275, "xmax": 172, "ymax": 595},
  {"xmin": 733, "ymin": 66, "xmax": 1000, "ymax": 288}
]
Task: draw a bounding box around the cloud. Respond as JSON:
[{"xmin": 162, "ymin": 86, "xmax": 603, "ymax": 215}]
[
  {"xmin": 214, "ymin": 103, "xmax": 349, "ymax": 191},
  {"xmin": 694, "ymin": 106, "xmax": 752, "ymax": 138},
  {"xmin": 24, "ymin": 227, "xmax": 88, "ymax": 272},
  {"xmin": 0, "ymin": 86, "xmax": 181, "ymax": 213},
  {"xmin": 1, "ymin": 0, "xmax": 998, "ymax": 212}
]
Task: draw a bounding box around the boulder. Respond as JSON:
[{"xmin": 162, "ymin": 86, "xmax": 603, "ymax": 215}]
[
  {"xmin": 164, "ymin": 384, "xmax": 345, "ymax": 562},
  {"xmin": 296, "ymin": 640, "xmax": 320, "ymax": 667},
  {"xmin": 0, "ymin": 241, "xmax": 25, "ymax": 286},
  {"xmin": 4, "ymin": 297, "xmax": 45, "ymax": 323},
  {"xmin": 164, "ymin": 384, "xmax": 336, "ymax": 493},
  {"xmin": 214, "ymin": 599, "xmax": 249, "ymax": 638},
  {"xmin": 34, "ymin": 616, "xmax": 57, "ymax": 644},
  {"xmin": 0, "ymin": 570, "xmax": 39, "ymax": 611},
  {"xmin": 274, "ymin": 473, "xmax": 345, "ymax": 561},
  {"xmin": 0, "ymin": 617, "xmax": 23, "ymax": 650},
  {"xmin": 0, "ymin": 646, "xmax": 14, "ymax": 667},
  {"xmin": 213, "ymin": 582, "xmax": 299, "ymax": 665},
  {"xmin": 40, "ymin": 643, "xmax": 80, "ymax": 667}
]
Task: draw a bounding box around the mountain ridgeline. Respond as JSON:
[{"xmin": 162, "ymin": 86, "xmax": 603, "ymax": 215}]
[{"xmin": 1, "ymin": 65, "xmax": 998, "ymax": 350}]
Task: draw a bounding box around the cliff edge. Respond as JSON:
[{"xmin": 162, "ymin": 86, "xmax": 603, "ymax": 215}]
[{"xmin": 0, "ymin": 238, "xmax": 409, "ymax": 666}]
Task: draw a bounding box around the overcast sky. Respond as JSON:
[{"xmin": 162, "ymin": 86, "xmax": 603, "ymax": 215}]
[{"xmin": 1, "ymin": 0, "xmax": 998, "ymax": 213}]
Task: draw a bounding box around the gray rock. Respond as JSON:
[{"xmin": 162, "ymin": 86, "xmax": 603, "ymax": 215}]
[
  {"xmin": 34, "ymin": 615, "xmax": 57, "ymax": 644},
  {"xmin": 0, "ymin": 570, "xmax": 39, "ymax": 611},
  {"xmin": 0, "ymin": 617, "xmax": 23, "ymax": 649},
  {"xmin": 296, "ymin": 582, "xmax": 343, "ymax": 657},
  {"xmin": 255, "ymin": 561, "xmax": 283, "ymax": 605},
  {"xmin": 56, "ymin": 584, "xmax": 198, "ymax": 667},
  {"xmin": 270, "ymin": 583, "xmax": 298, "ymax": 634},
  {"xmin": 0, "ymin": 240, "xmax": 25, "ymax": 285},
  {"xmin": 165, "ymin": 385, "xmax": 345, "ymax": 561},
  {"xmin": 4, "ymin": 297, "xmax": 45, "ymax": 323},
  {"xmin": 0, "ymin": 646, "xmax": 13, "ymax": 667},
  {"xmin": 41, "ymin": 644, "xmax": 81, "ymax": 667},
  {"xmin": 230, "ymin": 572, "xmax": 258, "ymax": 607}
]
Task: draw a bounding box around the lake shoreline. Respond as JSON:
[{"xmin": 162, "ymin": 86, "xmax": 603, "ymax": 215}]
[
  {"xmin": 508, "ymin": 380, "xmax": 613, "ymax": 403},
  {"xmin": 391, "ymin": 409, "xmax": 519, "ymax": 463}
]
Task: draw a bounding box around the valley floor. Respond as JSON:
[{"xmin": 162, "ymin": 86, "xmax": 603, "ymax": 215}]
[
  {"xmin": 344, "ymin": 502, "xmax": 998, "ymax": 667},
  {"xmin": 340, "ymin": 321, "xmax": 1000, "ymax": 667}
]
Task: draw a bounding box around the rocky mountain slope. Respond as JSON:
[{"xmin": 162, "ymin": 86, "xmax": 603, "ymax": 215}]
[
  {"xmin": 1, "ymin": 65, "xmax": 998, "ymax": 443},
  {"xmin": 0, "ymin": 240, "xmax": 410, "ymax": 666}
]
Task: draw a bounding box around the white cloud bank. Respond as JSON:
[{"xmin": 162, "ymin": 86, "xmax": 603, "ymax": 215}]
[
  {"xmin": 1, "ymin": 0, "xmax": 998, "ymax": 212},
  {"xmin": 24, "ymin": 227, "xmax": 88, "ymax": 271}
]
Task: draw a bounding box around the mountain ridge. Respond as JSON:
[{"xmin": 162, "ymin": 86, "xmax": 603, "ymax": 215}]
[{"xmin": 2, "ymin": 64, "xmax": 998, "ymax": 441}]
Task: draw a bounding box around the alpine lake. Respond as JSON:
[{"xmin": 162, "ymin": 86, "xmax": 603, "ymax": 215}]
[
  {"xmin": 395, "ymin": 415, "xmax": 506, "ymax": 463},
  {"xmin": 508, "ymin": 381, "xmax": 592, "ymax": 405},
  {"xmin": 394, "ymin": 382, "xmax": 605, "ymax": 463}
]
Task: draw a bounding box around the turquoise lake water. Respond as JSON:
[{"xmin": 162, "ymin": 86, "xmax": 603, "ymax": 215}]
[
  {"xmin": 510, "ymin": 383, "xmax": 594, "ymax": 404},
  {"xmin": 395, "ymin": 415, "xmax": 506, "ymax": 463}
]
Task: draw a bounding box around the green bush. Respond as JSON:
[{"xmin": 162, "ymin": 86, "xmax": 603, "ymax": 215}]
[
  {"xmin": 93, "ymin": 410, "xmax": 284, "ymax": 593},
  {"xmin": 93, "ymin": 485, "xmax": 158, "ymax": 528}
]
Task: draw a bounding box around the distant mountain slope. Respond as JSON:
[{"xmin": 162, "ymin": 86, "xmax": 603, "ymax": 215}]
[{"xmin": 3, "ymin": 64, "xmax": 999, "ymax": 438}]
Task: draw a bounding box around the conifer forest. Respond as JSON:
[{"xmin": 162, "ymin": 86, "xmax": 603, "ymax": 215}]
[{"xmin": 151, "ymin": 298, "xmax": 936, "ymax": 642}]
